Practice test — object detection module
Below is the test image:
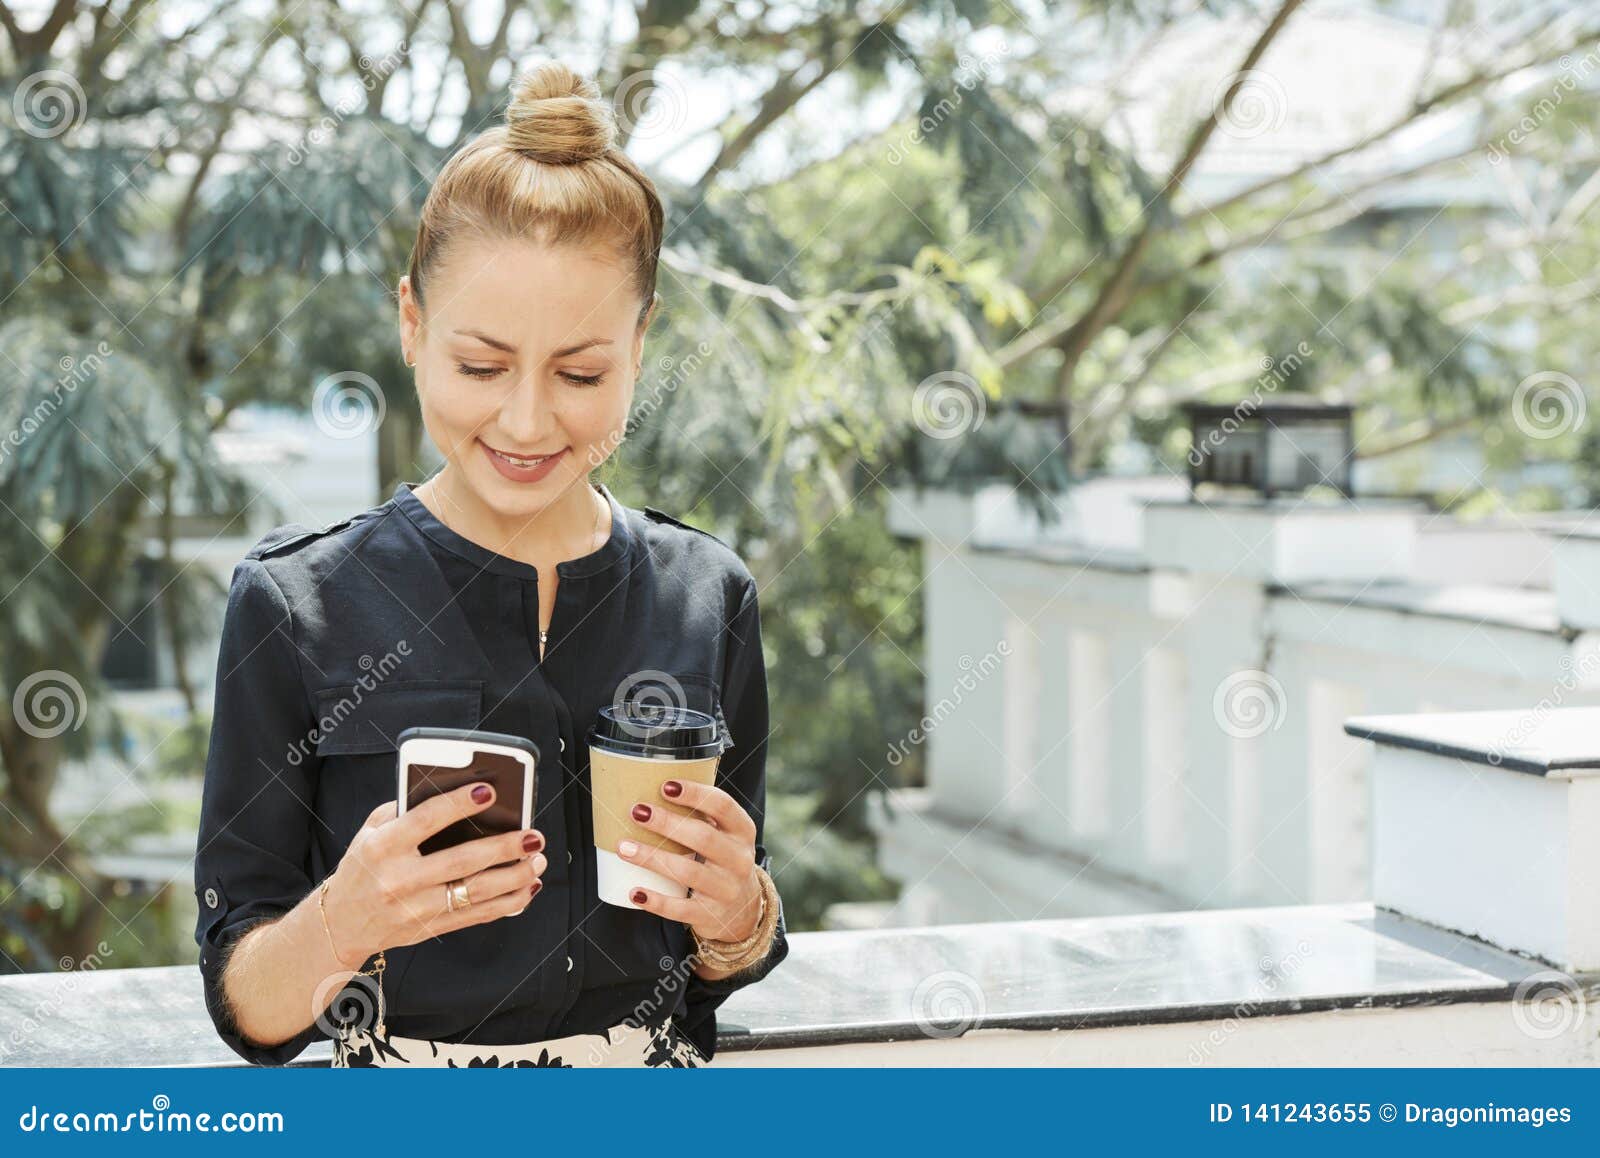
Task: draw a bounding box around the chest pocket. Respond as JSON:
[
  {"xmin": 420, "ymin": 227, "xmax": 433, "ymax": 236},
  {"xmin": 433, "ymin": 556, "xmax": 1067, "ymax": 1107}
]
[
  {"xmin": 311, "ymin": 680, "xmax": 484, "ymax": 851},
  {"xmin": 312, "ymin": 680, "xmax": 483, "ymax": 757}
]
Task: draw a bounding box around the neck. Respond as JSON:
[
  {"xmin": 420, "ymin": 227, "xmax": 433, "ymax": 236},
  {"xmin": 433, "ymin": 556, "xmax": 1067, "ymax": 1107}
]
[{"xmin": 423, "ymin": 466, "xmax": 606, "ymax": 568}]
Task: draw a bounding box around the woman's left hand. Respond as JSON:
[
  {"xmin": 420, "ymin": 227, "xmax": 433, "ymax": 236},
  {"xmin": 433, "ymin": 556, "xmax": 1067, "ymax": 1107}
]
[{"xmin": 618, "ymin": 778, "xmax": 763, "ymax": 947}]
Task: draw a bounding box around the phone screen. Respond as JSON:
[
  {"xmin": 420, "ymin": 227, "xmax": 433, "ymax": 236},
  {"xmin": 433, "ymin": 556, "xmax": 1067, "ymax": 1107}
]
[{"xmin": 397, "ymin": 730, "xmax": 537, "ymax": 857}]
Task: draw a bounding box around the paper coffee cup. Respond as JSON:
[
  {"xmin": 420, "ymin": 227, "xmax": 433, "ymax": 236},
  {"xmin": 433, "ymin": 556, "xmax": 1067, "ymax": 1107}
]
[{"xmin": 588, "ymin": 704, "xmax": 726, "ymax": 909}]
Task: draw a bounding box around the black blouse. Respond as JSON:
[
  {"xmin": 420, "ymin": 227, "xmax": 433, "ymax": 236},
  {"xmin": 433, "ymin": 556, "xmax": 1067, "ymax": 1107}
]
[{"xmin": 192, "ymin": 481, "xmax": 787, "ymax": 1065}]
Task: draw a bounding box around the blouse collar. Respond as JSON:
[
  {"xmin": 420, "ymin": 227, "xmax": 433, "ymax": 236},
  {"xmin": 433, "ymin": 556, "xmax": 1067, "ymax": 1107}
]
[{"xmin": 391, "ymin": 479, "xmax": 635, "ymax": 580}]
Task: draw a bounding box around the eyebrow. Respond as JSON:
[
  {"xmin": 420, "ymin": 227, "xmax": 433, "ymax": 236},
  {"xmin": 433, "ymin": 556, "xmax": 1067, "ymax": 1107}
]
[{"xmin": 452, "ymin": 329, "xmax": 614, "ymax": 358}]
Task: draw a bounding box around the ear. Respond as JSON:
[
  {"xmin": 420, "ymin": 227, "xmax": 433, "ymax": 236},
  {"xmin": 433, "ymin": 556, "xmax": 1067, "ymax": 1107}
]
[{"xmin": 398, "ymin": 275, "xmax": 421, "ymax": 364}]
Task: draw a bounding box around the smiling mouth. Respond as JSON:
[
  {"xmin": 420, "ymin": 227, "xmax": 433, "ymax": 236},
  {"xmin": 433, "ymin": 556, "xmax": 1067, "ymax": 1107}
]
[{"xmin": 482, "ymin": 441, "xmax": 565, "ymax": 468}]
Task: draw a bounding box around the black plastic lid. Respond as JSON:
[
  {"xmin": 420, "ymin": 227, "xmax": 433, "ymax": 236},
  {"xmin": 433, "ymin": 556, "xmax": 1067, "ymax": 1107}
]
[{"xmin": 588, "ymin": 703, "xmax": 724, "ymax": 760}]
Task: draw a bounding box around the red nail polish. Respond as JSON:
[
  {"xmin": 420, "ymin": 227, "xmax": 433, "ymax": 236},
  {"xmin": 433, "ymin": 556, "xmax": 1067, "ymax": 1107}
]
[
  {"xmin": 471, "ymin": 784, "xmax": 492, "ymax": 803},
  {"xmin": 631, "ymin": 803, "xmax": 652, "ymax": 822},
  {"xmin": 530, "ymin": 880, "xmax": 543, "ymax": 897},
  {"xmin": 522, "ymin": 831, "xmax": 543, "ymax": 853},
  {"xmin": 631, "ymin": 888, "xmax": 647, "ymax": 905},
  {"xmin": 662, "ymin": 780, "xmax": 682, "ymax": 798}
]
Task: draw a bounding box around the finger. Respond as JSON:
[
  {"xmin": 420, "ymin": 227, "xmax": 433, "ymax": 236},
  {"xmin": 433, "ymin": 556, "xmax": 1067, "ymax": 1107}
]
[
  {"xmin": 617, "ymin": 839, "xmax": 730, "ymax": 901},
  {"xmin": 631, "ymin": 801, "xmax": 741, "ymax": 866},
  {"xmin": 416, "ymin": 854, "xmax": 546, "ymax": 924},
  {"xmin": 661, "ymin": 779, "xmax": 757, "ymax": 843},
  {"xmin": 415, "ymin": 827, "xmax": 545, "ymax": 887},
  {"xmin": 626, "ymin": 885, "xmax": 699, "ymax": 925},
  {"xmin": 440, "ymin": 877, "xmax": 540, "ymax": 933},
  {"xmin": 392, "ymin": 781, "xmax": 496, "ymax": 849},
  {"xmin": 363, "ymin": 800, "xmax": 397, "ymax": 828}
]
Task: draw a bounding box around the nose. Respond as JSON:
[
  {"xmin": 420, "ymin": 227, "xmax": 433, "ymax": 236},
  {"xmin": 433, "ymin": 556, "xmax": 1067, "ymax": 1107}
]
[{"xmin": 496, "ymin": 371, "xmax": 555, "ymax": 447}]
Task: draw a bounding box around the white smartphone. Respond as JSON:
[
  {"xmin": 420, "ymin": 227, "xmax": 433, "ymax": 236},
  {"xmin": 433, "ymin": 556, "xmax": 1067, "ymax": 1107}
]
[{"xmin": 395, "ymin": 726, "xmax": 538, "ymax": 857}]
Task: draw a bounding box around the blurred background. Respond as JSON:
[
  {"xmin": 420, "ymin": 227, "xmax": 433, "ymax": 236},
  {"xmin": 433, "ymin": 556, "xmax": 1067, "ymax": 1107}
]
[{"xmin": 3, "ymin": 0, "xmax": 1600, "ymax": 987}]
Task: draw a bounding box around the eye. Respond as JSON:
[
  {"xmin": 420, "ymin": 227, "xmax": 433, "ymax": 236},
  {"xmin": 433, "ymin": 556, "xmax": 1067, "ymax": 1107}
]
[
  {"xmin": 559, "ymin": 371, "xmax": 605, "ymax": 387},
  {"xmin": 455, "ymin": 362, "xmax": 503, "ymax": 380}
]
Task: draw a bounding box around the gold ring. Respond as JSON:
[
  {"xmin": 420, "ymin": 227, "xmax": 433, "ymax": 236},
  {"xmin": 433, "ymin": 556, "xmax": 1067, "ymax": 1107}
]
[{"xmin": 446, "ymin": 879, "xmax": 471, "ymax": 911}]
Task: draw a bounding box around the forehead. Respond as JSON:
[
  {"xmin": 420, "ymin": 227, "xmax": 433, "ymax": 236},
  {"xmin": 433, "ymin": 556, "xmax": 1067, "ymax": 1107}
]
[{"xmin": 429, "ymin": 235, "xmax": 638, "ymax": 346}]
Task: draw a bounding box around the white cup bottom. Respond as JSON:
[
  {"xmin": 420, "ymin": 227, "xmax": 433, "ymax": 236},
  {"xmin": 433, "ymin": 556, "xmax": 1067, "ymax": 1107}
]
[{"xmin": 595, "ymin": 847, "xmax": 689, "ymax": 908}]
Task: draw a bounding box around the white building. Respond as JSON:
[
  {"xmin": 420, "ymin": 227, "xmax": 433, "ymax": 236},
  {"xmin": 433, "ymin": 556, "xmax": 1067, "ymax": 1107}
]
[{"xmin": 864, "ymin": 480, "xmax": 1600, "ymax": 927}]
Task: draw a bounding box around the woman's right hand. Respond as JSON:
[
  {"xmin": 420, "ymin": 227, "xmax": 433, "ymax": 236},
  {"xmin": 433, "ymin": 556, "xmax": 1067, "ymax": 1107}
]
[{"xmin": 320, "ymin": 781, "xmax": 548, "ymax": 967}]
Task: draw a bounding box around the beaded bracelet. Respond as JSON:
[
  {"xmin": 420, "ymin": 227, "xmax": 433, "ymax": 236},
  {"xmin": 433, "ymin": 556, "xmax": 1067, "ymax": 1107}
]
[{"xmin": 690, "ymin": 864, "xmax": 780, "ymax": 974}]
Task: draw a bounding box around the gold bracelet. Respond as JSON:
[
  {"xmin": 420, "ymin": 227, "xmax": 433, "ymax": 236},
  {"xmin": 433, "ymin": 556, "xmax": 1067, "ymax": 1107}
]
[
  {"xmin": 317, "ymin": 876, "xmax": 359, "ymax": 971},
  {"xmin": 690, "ymin": 865, "xmax": 780, "ymax": 974}
]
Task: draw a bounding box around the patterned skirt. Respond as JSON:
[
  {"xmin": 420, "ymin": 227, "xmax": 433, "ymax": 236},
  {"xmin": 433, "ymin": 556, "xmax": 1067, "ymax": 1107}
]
[{"xmin": 331, "ymin": 1017, "xmax": 709, "ymax": 1069}]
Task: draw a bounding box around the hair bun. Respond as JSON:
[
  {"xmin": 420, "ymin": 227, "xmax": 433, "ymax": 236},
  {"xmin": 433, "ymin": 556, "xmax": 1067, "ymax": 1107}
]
[{"xmin": 505, "ymin": 62, "xmax": 616, "ymax": 164}]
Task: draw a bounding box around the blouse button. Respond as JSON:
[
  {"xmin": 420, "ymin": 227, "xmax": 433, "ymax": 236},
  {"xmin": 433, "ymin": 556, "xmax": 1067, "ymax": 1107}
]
[
  {"xmin": 566, "ymin": 849, "xmax": 572, "ymax": 864},
  {"xmin": 566, "ymin": 955, "xmax": 573, "ymax": 972},
  {"xmin": 559, "ymin": 737, "xmax": 566, "ymax": 753},
  {"xmin": 204, "ymin": 887, "xmax": 219, "ymax": 909}
]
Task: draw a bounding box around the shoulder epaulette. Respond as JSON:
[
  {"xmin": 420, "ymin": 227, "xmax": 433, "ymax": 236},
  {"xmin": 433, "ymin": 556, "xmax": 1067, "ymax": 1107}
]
[
  {"xmin": 643, "ymin": 506, "xmax": 730, "ymax": 549},
  {"xmin": 246, "ymin": 513, "xmax": 363, "ymax": 560}
]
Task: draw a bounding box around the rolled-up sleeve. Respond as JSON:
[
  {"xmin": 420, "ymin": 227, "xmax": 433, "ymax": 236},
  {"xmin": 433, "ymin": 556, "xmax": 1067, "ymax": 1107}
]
[
  {"xmin": 679, "ymin": 577, "xmax": 789, "ymax": 1055},
  {"xmin": 193, "ymin": 555, "xmax": 327, "ymax": 1066}
]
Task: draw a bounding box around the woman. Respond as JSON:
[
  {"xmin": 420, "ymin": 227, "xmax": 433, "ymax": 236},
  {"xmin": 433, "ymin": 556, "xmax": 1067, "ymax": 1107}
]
[{"xmin": 192, "ymin": 61, "xmax": 787, "ymax": 1068}]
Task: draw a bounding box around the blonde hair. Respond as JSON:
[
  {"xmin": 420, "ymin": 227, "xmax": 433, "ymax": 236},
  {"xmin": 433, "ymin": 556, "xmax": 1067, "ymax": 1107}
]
[{"xmin": 405, "ymin": 61, "xmax": 664, "ymax": 328}]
